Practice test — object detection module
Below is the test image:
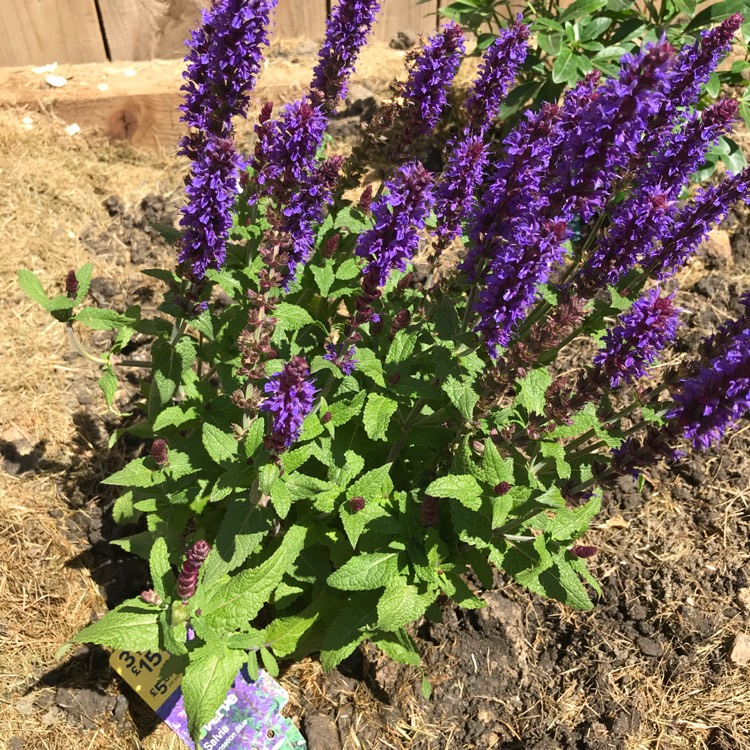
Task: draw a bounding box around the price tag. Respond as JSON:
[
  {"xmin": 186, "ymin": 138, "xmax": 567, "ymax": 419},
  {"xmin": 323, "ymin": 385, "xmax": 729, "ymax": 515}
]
[
  {"xmin": 110, "ymin": 649, "xmax": 181, "ymax": 711},
  {"xmin": 110, "ymin": 650, "xmax": 307, "ymax": 750}
]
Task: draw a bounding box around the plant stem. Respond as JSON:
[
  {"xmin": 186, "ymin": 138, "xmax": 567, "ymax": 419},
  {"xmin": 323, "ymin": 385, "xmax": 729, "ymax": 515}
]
[{"xmin": 66, "ymin": 325, "xmax": 108, "ymax": 365}]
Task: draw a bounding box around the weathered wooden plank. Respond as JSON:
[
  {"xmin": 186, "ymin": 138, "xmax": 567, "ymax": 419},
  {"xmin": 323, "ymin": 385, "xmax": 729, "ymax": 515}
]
[
  {"xmin": 97, "ymin": 0, "xmax": 210, "ymax": 61},
  {"xmin": 273, "ymin": 0, "xmax": 328, "ymax": 40},
  {"xmin": 0, "ymin": 44, "xmax": 405, "ymax": 150},
  {"xmin": 0, "ymin": 0, "xmax": 107, "ymax": 66},
  {"xmin": 373, "ymin": 0, "xmax": 438, "ymax": 43}
]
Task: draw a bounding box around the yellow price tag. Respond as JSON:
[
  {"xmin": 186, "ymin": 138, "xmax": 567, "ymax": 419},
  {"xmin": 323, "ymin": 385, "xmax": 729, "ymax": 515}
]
[{"xmin": 110, "ymin": 650, "xmax": 182, "ymax": 712}]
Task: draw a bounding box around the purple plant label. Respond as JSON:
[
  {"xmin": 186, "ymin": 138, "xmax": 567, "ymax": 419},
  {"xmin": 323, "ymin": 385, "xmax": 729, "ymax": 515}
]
[
  {"xmin": 111, "ymin": 650, "xmax": 306, "ymax": 750},
  {"xmin": 157, "ymin": 667, "xmax": 307, "ymax": 750}
]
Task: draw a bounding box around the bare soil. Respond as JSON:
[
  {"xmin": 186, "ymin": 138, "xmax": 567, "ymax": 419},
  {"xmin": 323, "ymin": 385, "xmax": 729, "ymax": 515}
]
[{"xmin": 2, "ymin": 81, "xmax": 750, "ymax": 750}]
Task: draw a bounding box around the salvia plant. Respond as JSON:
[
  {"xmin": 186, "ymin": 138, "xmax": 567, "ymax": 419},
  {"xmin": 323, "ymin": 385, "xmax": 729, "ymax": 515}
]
[
  {"xmin": 19, "ymin": 1, "xmax": 750, "ymax": 743},
  {"xmin": 431, "ymin": 0, "xmax": 750, "ymax": 179}
]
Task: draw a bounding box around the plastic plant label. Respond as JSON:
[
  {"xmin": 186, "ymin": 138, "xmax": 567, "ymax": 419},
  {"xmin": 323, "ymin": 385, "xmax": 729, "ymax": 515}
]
[{"xmin": 111, "ymin": 650, "xmax": 307, "ymax": 750}]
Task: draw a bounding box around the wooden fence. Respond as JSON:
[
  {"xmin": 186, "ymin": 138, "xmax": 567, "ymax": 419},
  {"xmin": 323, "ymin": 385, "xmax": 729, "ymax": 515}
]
[{"xmin": 0, "ymin": 0, "xmax": 444, "ymax": 67}]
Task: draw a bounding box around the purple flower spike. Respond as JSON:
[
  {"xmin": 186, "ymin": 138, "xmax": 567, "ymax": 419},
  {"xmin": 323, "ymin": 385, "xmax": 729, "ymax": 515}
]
[
  {"xmin": 594, "ymin": 288, "xmax": 680, "ymax": 388},
  {"xmin": 669, "ymin": 326, "xmax": 750, "ymax": 450},
  {"xmin": 475, "ymin": 218, "xmax": 570, "ymax": 356},
  {"xmin": 311, "ymin": 0, "xmax": 382, "ymax": 113},
  {"xmin": 651, "ymin": 167, "xmax": 750, "ymax": 277},
  {"xmin": 356, "ymin": 161, "xmax": 434, "ymax": 287},
  {"xmin": 550, "ymin": 37, "xmax": 675, "ymax": 221},
  {"xmin": 465, "ymin": 18, "xmax": 530, "ymax": 136},
  {"xmin": 178, "ymin": 0, "xmax": 276, "ymax": 280},
  {"xmin": 402, "ymin": 23, "xmax": 465, "ymax": 139},
  {"xmin": 178, "ymin": 135, "xmax": 244, "ymax": 279},
  {"xmin": 179, "ymin": 0, "xmax": 277, "ymax": 139},
  {"xmin": 261, "ymin": 356, "xmax": 317, "ymax": 452}
]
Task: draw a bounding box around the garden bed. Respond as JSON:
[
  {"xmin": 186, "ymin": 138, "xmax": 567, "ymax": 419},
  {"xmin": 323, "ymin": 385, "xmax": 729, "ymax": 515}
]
[{"xmin": 1, "ymin": 84, "xmax": 750, "ymax": 750}]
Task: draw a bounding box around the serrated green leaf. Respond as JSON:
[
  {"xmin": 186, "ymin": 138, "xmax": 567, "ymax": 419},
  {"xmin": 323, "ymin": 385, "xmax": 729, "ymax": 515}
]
[
  {"xmin": 541, "ymin": 442, "xmax": 572, "ymax": 480},
  {"xmin": 327, "ymin": 552, "xmax": 400, "ymax": 591},
  {"xmin": 17, "ymin": 270, "xmax": 51, "ymax": 309},
  {"xmin": 377, "ymin": 579, "xmax": 430, "ymax": 632},
  {"xmin": 149, "ymin": 537, "xmax": 174, "ymax": 601},
  {"xmin": 270, "ymin": 477, "xmax": 293, "ymax": 519},
  {"xmin": 152, "ymin": 405, "xmax": 199, "ymax": 431},
  {"xmin": 202, "ymin": 423, "xmax": 238, "ymax": 465},
  {"xmin": 202, "ymin": 501, "xmax": 272, "ymax": 586},
  {"xmin": 340, "ymin": 496, "xmax": 391, "ymax": 549},
  {"xmin": 425, "ymin": 474, "xmax": 482, "ymax": 511},
  {"xmin": 98, "ymin": 365, "xmax": 118, "ymax": 411},
  {"xmin": 372, "ymin": 629, "xmax": 421, "ymax": 666},
  {"xmin": 516, "ymin": 368, "xmax": 552, "ymax": 417},
  {"xmin": 71, "ymin": 599, "xmax": 160, "ymax": 652},
  {"xmin": 182, "ymin": 642, "xmax": 245, "ymax": 744},
  {"xmin": 355, "ymin": 347, "xmax": 386, "ymax": 387},
  {"xmin": 73, "ymin": 264, "xmax": 94, "ymax": 304},
  {"xmin": 259, "ymin": 647, "xmax": 279, "ymax": 677},
  {"xmin": 102, "ymin": 458, "xmax": 157, "ymax": 488},
  {"xmin": 329, "ymin": 389, "xmax": 366, "ymax": 427},
  {"xmin": 200, "ymin": 526, "xmax": 307, "ymax": 629},
  {"xmin": 311, "ymin": 263, "xmax": 336, "ymax": 296},
  {"xmin": 244, "ymin": 418, "xmax": 265, "ymax": 459},
  {"xmin": 266, "ymin": 600, "xmax": 325, "ymax": 658},
  {"xmin": 274, "ymin": 302, "xmax": 314, "ymax": 331},
  {"xmin": 363, "ymin": 393, "xmax": 398, "ymax": 441},
  {"xmin": 74, "ymin": 307, "xmax": 138, "ymax": 330},
  {"xmin": 386, "ymin": 330, "xmax": 418, "ymax": 364},
  {"xmin": 441, "ymin": 376, "xmax": 479, "ymax": 422},
  {"xmin": 320, "ymin": 593, "xmax": 378, "ymax": 671},
  {"xmin": 483, "ymin": 439, "xmax": 514, "ymax": 486}
]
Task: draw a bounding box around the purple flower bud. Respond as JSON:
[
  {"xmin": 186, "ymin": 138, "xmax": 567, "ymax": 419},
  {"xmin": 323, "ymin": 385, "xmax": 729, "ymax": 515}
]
[
  {"xmin": 324, "ymin": 343, "xmax": 358, "ymax": 375},
  {"xmin": 349, "ymin": 496, "xmax": 366, "ymax": 512},
  {"xmin": 65, "ymin": 270, "xmax": 79, "ymax": 299},
  {"xmin": 323, "ymin": 233, "xmax": 341, "ymax": 259},
  {"xmin": 177, "ymin": 540, "xmax": 211, "ymax": 601},
  {"xmin": 150, "ymin": 438, "xmax": 170, "ymax": 467},
  {"xmin": 358, "ymin": 184, "xmax": 374, "ymax": 213},
  {"xmin": 321, "ymin": 411, "xmax": 332, "ymax": 424},
  {"xmin": 494, "ymin": 482, "xmax": 512, "ymax": 496},
  {"xmin": 571, "ymin": 545, "xmax": 597, "ymax": 559},
  {"xmin": 419, "ymin": 495, "xmax": 439, "ymax": 527},
  {"xmin": 388, "ymin": 371, "xmax": 401, "ymax": 386},
  {"xmin": 390, "ymin": 309, "xmax": 411, "ymax": 336}
]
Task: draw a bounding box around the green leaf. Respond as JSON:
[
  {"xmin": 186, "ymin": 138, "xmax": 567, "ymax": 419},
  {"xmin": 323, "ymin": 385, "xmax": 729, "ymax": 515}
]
[
  {"xmin": 377, "ymin": 579, "xmax": 430, "ymax": 632},
  {"xmin": 71, "ymin": 599, "xmax": 160, "ymax": 652},
  {"xmin": 373, "ymin": 629, "xmax": 421, "ymax": 667},
  {"xmin": 148, "ymin": 338, "xmax": 196, "ymax": 420},
  {"xmin": 202, "ymin": 501, "xmax": 272, "ymax": 586},
  {"xmin": 552, "ymin": 46, "xmax": 578, "ymax": 84},
  {"xmin": 580, "ymin": 16, "xmax": 612, "ymax": 40},
  {"xmin": 334, "ymin": 206, "xmax": 371, "ymax": 233},
  {"xmin": 259, "ymin": 647, "xmax": 279, "ymax": 678},
  {"xmin": 327, "ymin": 552, "xmax": 400, "ymax": 591},
  {"xmin": 386, "ymin": 330, "xmax": 418, "ymax": 364},
  {"xmin": 152, "ymin": 405, "xmax": 200, "ymax": 431},
  {"xmin": 340, "ymin": 497, "xmax": 391, "ymax": 549},
  {"xmin": 311, "ymin": 263, "xmax": 335, "ymax": 296},
  {"xmin": 270, "ymin": 478, "xmax": 293, "ymax": 519},
  {"xmin": 329, "ymin": 389, "xmax": 366, "ymax": 427},
  {"xmin": 244, "ymin": 418, "xmax": 265, "ymax": 459},
  {"xmin": 516, "ymin": 368, "xmax": 552, "ymax": 417},
  {"xmin": 200, "ymin": 526, "xmax": 307, "ymax": 629},
  {"xmin": 558, "ymin": 0, "xmax": 607, "ymax": 21},
  {"xmin": 202, "ymin": 423, "xmax": 238, "ymax": 465},
  {"xmin": 102, "ymin": 458, "xmax": 157, "ymax": 488},
  {"xmin": 483, "ymin": 439, "xmax": 514, "ymax": 487},
  {"xmin": 541, "ymin": 442, "xmax": 572, "ymax": 480},
  {"xmin": 425, "ymin": 474, "xmax": 482, "ymax": 511},
  {"xmin": 182, "ymin": 642, "xmax": 245, "ymax": 744},
  {"xmin": 18, "ymin": 269, "xmax": 52, "ymax": 309},
  {"xmin": 363, "ymin": 394, "xmax": 398, "ymax": 441},
  {"xmin": 149, "ymin": 537, "xmax": 174, "ymax": 601},
  {"xmin": 685, "ymin": 0, "xmax": 744, "ymax": 32},
  {"xmin": 355, "ymin": 347, "xmax": 386, "ymax": 387},
  {"xmin": 74, "ymin": 307, "xmax": 138, "ymax": 330},
  {"xmin": 441, "ymin": 376, "xmax": 479, "ymax": 422},
  {"xmin": 274, "ymin": 302, "xmax": 314, "ymax": 331},
  {"xmin": 266, "ymin": 601, "xmax": 325, "ymax": 658},
  {"xmin": 537, "ymin": 31, "xmax": 563, "ymax": 56},
  {"xmin": 98, "ymin": 365, "xmax": 118, "ymax": 411},
  {"xmin": 320, "ymin": 593, "xmax": 377, "ymax": 671}
]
